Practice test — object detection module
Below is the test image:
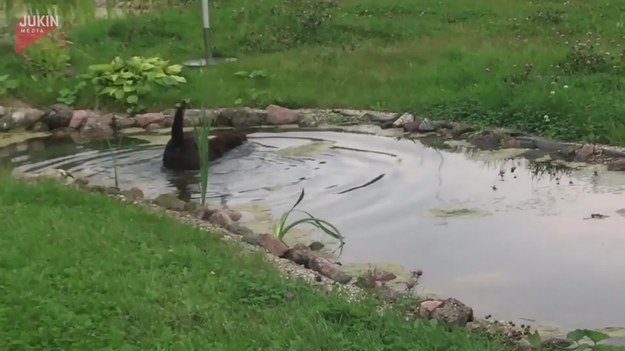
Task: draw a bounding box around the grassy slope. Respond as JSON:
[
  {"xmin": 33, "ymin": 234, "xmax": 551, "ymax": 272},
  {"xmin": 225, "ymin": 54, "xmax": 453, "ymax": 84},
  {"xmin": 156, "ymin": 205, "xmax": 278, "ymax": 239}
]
[
  {"xmin": 0, "ymin": 175, "xmax": 511, "ymax": 350},
  {"xmin": 2, "ymin": 0, "xmax": 625, "ymax": 144}
]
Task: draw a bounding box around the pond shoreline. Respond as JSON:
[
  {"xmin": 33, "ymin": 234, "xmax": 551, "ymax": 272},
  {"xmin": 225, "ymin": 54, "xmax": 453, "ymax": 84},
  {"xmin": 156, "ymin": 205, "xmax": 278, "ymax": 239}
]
[
  {"xmin": 2, "ymin": 103, "xmax": 625, "ymax": 171},
  {"xmin": 4, "ymin": 102, "xmax": 625, "ymax": 349}
]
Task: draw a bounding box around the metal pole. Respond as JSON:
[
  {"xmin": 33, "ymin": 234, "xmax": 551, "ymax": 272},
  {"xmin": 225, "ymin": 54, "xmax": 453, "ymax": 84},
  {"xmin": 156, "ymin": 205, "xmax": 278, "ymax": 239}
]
[
  {"xmin": 184, "ymin": 0, "xmax": 237, "ymax": 67},
  {"xmin": 201, "ymin": 0, "xmax": 212, "ymax": 64}
]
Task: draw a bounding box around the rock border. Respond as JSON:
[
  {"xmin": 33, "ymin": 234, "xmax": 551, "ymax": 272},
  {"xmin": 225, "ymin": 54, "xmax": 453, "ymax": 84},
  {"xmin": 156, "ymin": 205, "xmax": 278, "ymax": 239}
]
[{"xmin": 2, "ymin": 103, "xmax": 625, "ymax": 172}]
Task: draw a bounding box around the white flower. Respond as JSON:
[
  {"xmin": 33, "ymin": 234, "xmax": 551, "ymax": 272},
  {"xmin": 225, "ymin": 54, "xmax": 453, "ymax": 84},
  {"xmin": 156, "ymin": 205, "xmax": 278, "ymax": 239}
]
[
  {"xmin": 563, "ymin": 85, "xmax": 569, "ymax": 89},
  {"xmin": 550, "ymin": 90, "xmax": 555, "ymax": 95},
  {"xmin": 544, "ymin": 115, "xmax": 550, "ymax": 122}
]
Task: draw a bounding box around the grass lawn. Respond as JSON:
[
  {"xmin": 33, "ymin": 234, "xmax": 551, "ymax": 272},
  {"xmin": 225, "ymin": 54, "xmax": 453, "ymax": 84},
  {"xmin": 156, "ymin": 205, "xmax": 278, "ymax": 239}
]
[
  {"xmin": 2, "ymin": 0, "xmax": 625, "ymax": 144},
  {"xmin": 0, "ymin": 174, "xmax": 512, "ymax": 350}
]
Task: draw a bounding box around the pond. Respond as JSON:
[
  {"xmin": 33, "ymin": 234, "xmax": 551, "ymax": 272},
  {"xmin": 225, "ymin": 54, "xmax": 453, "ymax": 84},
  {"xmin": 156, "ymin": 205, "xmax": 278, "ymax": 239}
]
[{"xmin": 3, "ymin": 128, "xmax": 625, "ymax": 333}]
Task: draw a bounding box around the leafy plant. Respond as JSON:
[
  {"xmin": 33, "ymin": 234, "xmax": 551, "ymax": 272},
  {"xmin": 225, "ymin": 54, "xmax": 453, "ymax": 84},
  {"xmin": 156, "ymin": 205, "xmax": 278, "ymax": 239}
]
[
  {"xmin": 527, "ymin": 328, "xmax": 624, "ymax": 351},
  {"xmin": 273, "ymin": 188, "xmax": 345, "ymax": 245},
  {"xmin": 57, "ymin": 81, "xmax": 87, "ymax": 106},
  {"xmin": 233, "ymin": 70, "xmax": 271, "ymax": 106},
  {"xmin": 85, "ymin": 56, "xmax": 187, "ymax": 114},
  {"xmin": 193, "ymin": 104, "xmax": 213, "ymax": 206},
  {"xmin": 0, "ymin": 74, "xmax": 19, "ymax": 96}
]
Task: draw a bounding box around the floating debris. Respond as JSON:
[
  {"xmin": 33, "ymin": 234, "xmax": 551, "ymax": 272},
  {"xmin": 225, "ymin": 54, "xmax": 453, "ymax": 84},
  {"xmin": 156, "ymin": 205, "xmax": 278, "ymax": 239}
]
[
  {"xmin": 425, "ymin": 207, "xmax": 493, "ymax": 219},
  {"xmin": 584, "ymin": 213, "xmax": 610, "ymax": 220}
]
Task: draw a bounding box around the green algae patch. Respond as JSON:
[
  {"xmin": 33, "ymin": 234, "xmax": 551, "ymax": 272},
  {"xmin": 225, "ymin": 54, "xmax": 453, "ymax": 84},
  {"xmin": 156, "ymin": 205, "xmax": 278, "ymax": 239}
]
[
  {"xmin": 599, "ymin": 327, "xmax": 625, "ymax": 338},
  {"xmin": 425, "ymin": 207, "xmax": 492, "ymax": 219},
  {"xmin": 277, "ymin": 141, "xmax": 334, "ymax": 157},
  {"xmin": 0, "ymin": 131, "xmax": 51, "ymax": 148},
  {"xmin": 617, "ymin": 209, "xmax": 625, "ymax": 217},
  {"xmin": 341, "ymin": 262, "xmax": 414, "ymax": 284}
]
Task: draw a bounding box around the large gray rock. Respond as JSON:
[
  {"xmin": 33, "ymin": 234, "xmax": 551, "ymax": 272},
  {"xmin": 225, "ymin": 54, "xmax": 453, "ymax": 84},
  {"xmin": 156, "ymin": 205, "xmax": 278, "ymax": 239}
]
[
  {"xmin": 79, "ymin": 113, "xmax": 114, "ymax": 141},
  {"xmin": 266, "ymin": 104, "xmax": 302, "ymax": 125},
  {"xmin": 217, "ymin": 107, "xmax": 267, "ymax": 128}
]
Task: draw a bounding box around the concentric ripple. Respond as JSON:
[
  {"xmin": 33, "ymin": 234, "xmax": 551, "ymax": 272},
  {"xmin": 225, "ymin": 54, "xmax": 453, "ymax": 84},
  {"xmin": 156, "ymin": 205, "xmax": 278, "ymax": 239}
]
[{"xmin": 5, "ymin": 129, "xmax": 625, "ymax": 331}]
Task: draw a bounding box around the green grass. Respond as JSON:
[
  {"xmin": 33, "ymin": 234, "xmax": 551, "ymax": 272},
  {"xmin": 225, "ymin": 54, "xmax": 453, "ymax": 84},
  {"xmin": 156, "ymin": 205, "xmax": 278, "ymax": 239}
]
[
  {"xmin": 3, "ymin": 0, "xmax": 625, "ymax": 144},
  {"xmin": 0, "ymin": 174, "xmax": 513, "ymax": 350}
]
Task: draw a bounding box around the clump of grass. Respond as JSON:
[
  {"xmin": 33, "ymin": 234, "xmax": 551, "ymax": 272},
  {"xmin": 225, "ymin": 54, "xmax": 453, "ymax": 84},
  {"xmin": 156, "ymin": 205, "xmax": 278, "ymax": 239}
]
[
  {"xmin": 194, "ymin": 105, "xmax": 212, "ymax": 206},
  {"xmin": 273, "ymin": 188, "xmax": 345, "ymax": 246}
]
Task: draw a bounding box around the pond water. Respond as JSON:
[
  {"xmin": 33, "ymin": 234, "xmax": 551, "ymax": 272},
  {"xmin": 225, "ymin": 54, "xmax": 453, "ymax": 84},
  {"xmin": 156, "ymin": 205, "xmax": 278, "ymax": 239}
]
[{"xmin": 3, "ymin": 129, "xmax": 625, "ymax": 332}]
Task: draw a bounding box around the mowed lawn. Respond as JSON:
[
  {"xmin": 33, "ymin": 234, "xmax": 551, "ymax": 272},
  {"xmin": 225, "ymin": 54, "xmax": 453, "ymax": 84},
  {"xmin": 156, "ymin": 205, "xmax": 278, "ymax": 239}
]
[{"xmin": 0, "ymin": 174, "xmax": 512, "ymax": 350}]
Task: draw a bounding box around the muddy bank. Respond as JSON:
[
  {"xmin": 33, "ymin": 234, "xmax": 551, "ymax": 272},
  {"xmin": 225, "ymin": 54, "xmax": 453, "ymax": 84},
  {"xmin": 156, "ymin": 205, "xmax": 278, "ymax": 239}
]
[{"xmin": 2, "ymin": 103, "xmax": 625, "ymax": 172}]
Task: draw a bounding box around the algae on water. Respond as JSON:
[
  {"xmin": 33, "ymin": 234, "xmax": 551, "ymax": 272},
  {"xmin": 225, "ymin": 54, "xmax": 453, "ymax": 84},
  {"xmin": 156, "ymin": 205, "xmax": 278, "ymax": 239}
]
[
  {"xmin": 276, "ymin": 141, "xmax": 334, "ymax": 157},
  {"xmin": 425, "ymin": 207, "xmax": 492, "ymax": 218},
  {"xmin": 0, "ymin": 131, "xmax": 51, "ymax": 148},
  {"xmin": 617, "ymin": 209, "xmax": 625, "ymax": 217}
]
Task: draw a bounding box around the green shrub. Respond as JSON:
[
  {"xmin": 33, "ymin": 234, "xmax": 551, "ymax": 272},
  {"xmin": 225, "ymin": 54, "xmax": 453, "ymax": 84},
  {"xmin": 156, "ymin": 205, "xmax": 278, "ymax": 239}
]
[{"xmin": 84, "ymin": 56, "xmax": 187, "ymax": 114}]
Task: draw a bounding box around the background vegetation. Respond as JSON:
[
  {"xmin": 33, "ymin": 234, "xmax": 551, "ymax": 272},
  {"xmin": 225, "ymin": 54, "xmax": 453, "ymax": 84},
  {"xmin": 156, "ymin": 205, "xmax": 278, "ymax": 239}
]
[{"xmin": 2, "ymin": 0, "xmax": 625, "ymax": 144}]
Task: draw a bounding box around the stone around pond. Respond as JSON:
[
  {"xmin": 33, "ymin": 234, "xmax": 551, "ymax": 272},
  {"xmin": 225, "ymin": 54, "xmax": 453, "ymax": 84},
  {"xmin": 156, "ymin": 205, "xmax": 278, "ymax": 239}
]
[
  {"xmin": 152, "ymin": 193, "xmax": 186, "ymax": 211},
  {"xmin": 417, "ymin": 297, "xmax": 474, "ymax": 329},
  {"xmin": 607, "ymin": 158, "xmax": 625, "ymax": 171},
  {"xmin": 42, "ymin": 104, "xmax": 73, "ymax": 130},
  {"xmin": 121, "ymin": 187, "xmax": 144, "ymax": 202},
  {"xmin": 266, "ymin": 104, "xmax": 302, "ymax": 125},
  {"xmin": 308, "ymin": 256, "xmax": 353, "ymax": 284},
  {"xmin": 257, "ymin": 233, "xmax": 290, "ymax": 257}
]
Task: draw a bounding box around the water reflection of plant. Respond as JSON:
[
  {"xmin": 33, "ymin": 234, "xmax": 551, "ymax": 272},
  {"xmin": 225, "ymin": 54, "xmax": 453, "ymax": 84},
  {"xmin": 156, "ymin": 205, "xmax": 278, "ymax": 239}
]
[
  {"xmin": 273, "ymin": 188, "xmax": 345, "ymax": 247},
  {"xmin": 527, "ymin": 161, "xmax": 573, "ymax": 180}
]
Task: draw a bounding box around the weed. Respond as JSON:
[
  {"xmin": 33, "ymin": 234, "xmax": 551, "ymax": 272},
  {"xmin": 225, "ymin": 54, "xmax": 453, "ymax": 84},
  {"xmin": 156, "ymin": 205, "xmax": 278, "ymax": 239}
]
[
  {"xmin": 0, "ymin": 75, "xmax": 19, "ymax": 96},
  {"xmin": 21, "ymin": 32, "xmax": 73, "ymax": 80},
  {"xmin": 560, "ymin": 41, "xmax": 624, "ymax": 75},
  {"xmin": 273, "ymin": 188, "xmax": 345, "ymax": 245},
  {"xmin": 56, "ymin": 81, "xmax": 87, "ymax": 106},
  {"xmin": 237, "ymin": 0, "xmax": 339, "ymax": 52},
  {"xmin": 233, "ymin": 70, "xmax": 271, "ymax": 106}
]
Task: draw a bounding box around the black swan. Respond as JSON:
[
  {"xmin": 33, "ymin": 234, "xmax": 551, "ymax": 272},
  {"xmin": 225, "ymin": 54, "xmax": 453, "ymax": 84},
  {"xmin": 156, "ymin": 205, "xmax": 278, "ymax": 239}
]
[{"xmin": 162, "ymin": 101, "xmax": 248, "ymax": 170}]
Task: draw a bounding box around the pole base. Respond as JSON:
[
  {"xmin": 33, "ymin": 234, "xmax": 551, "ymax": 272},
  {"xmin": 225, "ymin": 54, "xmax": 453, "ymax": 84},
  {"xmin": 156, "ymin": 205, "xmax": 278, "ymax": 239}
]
[{"xmin": 184, "ymin": 57, "xmax": 238, "ymax": 67}]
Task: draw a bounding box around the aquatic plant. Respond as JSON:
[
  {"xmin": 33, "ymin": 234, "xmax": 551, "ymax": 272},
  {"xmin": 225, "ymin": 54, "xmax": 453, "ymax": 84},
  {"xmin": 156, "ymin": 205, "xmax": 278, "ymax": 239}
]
[
  {"xmin": 105, "ymin": 137, "xmax": 122, "ymax": 189},
  {"xmin": 273, "ymin": 188, "xmax": 344, "ymax": 245},
  {"xmin": 194, "ymin": 105, "xmax": 212, "ymax": 206}
]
